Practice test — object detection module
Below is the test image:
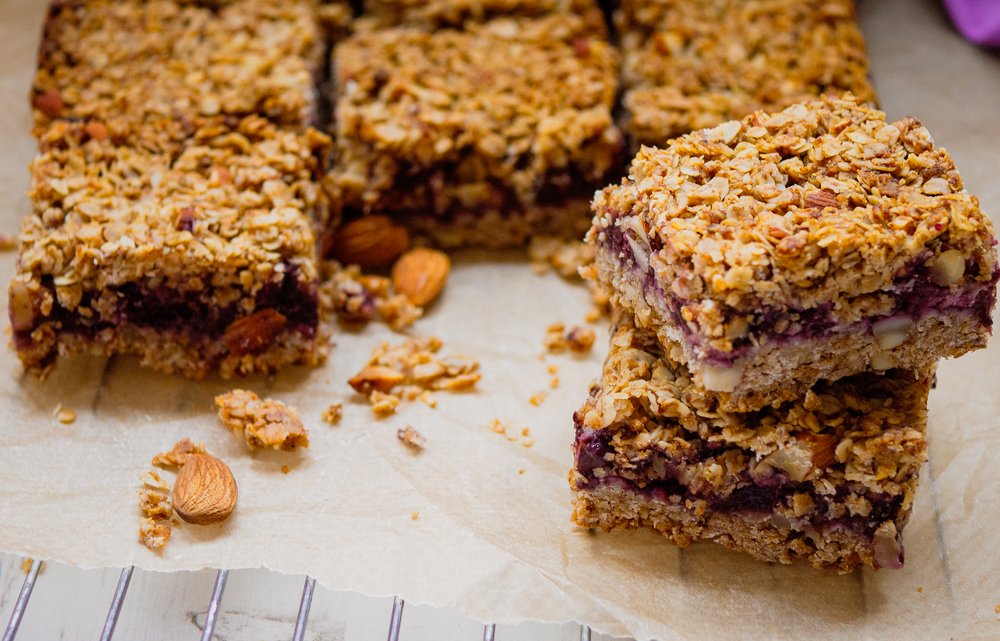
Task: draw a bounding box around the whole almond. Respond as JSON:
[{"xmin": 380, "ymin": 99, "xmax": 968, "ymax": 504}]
[
  {"xmin": 392, "ymin": 248, "xmax": 450, "ymax": 307},
  {"xmin": 223, "ymin": 308, "xmax": 288, "ymax": 355},
  {"xmin": 807, "ymin": 433, "xmax": 839, "ymax": 470},
  {"xmin": 171, "ymin": 453, "xmax": 238, "ymax": 525},
  {"xmin": 331, "ymin": 216, "xmax": 410, "ymax": 268}
]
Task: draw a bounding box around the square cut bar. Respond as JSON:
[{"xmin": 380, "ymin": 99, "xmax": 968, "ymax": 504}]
[
  {"xmin": 571, "ymin": 312, "xmax": 930, "ymax": 572},
  {"xmin": 587, "ymin": 95, "xmax": 999, "ymax": 412},
  {"xmin": 326, "ymin": 23, "xmax": 625, "ymax": 248},
  {"xmin": 357, "ymin": 0, "xmax": 607, "ymax": 38},
  {"xmin": 10, "ymin": 117, "xmax": 331, "ymax": 378},
  {"xmin": 615, "ymin": 0, "xmax": 876, "ymax": 146},
  {"xmin": 32, "ymin": 0, "xmax": 324, "ymax": 145}
]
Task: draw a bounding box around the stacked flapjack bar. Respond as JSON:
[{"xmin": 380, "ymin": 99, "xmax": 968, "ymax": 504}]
[
  {"xmin": 575, "ymin": 95, "xmax": 998, "ymax": 570},
  {"xmin": 13, "ymin": 0, "xmax": 333, "ymax": 377},
  {"xmin": 615, "ymin": 0, "xmax": 876, "ymax": 147},
  {"xmin": 327, "ymin": 5, "xmax": 625, "ymax": 248}
]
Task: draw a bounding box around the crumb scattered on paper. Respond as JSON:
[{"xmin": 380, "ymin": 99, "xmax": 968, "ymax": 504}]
[
  {"xmin": 319, "ymin": 260, "xmax": 422, "ymax": 330},
  {"xmin": 411, "ymin": 511, "xmax": 420, "ymax": 520},
  {"xmin": 543, "ymin": 322, "xmax": 595, "ymax": 354},
  {"xmin": 138, "ymin": 469, "xmax": 174, "ymax": 553},
  {"xmin": 528, "ymin": 236, "xmax": 594, "ymax": 280},
  {"xmin": 488, "ymin": 420, "xmax": 535, "ymax": 447},
  {"xmin": 54, "ymin": 405, "xmax": 75, "ymax": 424},
  {"xmin": 397, "ymin": 425, "xmax": 426, "ymax": 450},
  {"xmin": 281, "ymin": 465, "xmax": 291, "ymax": 474},
  {"xmin": 322, "ymin": 401, "xmax": 343, "ymax": 425},
  {"xmin": 0, "ymin": 234, "xmax": 16, "ymax": 251},
  {"xmin": 216, "ymin": 389, "xmax": 309, "ymax": 451},
  {"xmin": 349, "ymin": 336, "xmax": 480, "ymax": 417},
  {"xmin": 529, "ymin": 391, "xmax": 546, "ymax": 406}
]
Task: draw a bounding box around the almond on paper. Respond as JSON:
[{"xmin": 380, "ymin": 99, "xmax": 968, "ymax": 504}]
[
  {"xmin": 392, "ymin": 247, "xmax": 450, "ymax": 307},
  {"xmin": 330, "ymin": 215, "xmax": 410, "ymax": 268},
  {"xmin": 171, "ymin": 453, "xmax": 238, "ymax": 526}
]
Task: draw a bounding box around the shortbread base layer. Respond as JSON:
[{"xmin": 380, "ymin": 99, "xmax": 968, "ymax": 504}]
[
  {"xmin": 572, "ymin": 483, "xmax": 900, "ymax": 573},
  {"xmin": 15, "ymin": 323, "xmax": 325, "ymax": 380}
]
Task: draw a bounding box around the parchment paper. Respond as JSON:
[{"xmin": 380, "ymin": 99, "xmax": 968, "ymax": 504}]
[{"xmin": 1, "ymin": 1, "xmax": 999, "ymax": 639}]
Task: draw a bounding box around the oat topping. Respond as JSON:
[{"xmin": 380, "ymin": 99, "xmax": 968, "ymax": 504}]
[
  {"xmin": 397, "ymin": 425, "xmax": 426, "ymax": 449},
  {"xmin": 328, "ymin": 25, "xmax": 622, "ymax": 218},
  {"xmin": 590, "ymin": 95, "xmax": 998, "ymax": 324},
  {"xmin": 349, "ymin": 336, "xmax": 480, "ymax": 416},
  {"xmin": 152, "ymin": 438, "xmax": 208, "ymax": 469},
  {"xmin": 33, "ymin": 0, "xmax": 323, "ymax": 140},
  {"xmin": 616, "ymin": 0, "xmax": 876, "ymax": 145},
  {"xmin": 319, "ymin": 261, "xmax": 423, "ymax": 330},
  {"xmin": 216, "ymin": 389, "xmax": 310, "ymax": 451},
  {"xmin": 544, "ymin": 322, "xmax": 596, "ymax": 354},
  {"xmin": 138, "ymin": 518, "xmax": 172, "ymax": 553}
]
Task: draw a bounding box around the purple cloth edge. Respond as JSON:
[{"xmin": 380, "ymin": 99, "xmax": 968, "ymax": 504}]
[{"xmin": 942, "ymin": 0, "xmax": 1000, "ymax": 46}]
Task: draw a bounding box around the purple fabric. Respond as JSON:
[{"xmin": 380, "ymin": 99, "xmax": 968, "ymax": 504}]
[{"xmin": 943, "ymin": 0, "xmax": 1000, "ymax": 46}]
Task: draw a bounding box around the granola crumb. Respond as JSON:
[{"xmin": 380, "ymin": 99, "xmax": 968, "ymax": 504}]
[
  {"xmin": 549, "ymin": 376, "xmax": 561, "ymax": 389},
  {"xmin": 322, "ymin": 401, "xmax": 343, "ymax": 425},
  {"xmin": 489, "ymin": 419, "xmax": 508, "ymax": 434},
  {"xmin": 138, "ymin": 468, "xmax": 174, "ymax": 552},
  {"xmin": 319, "ymin": 260, "xmax": 423, "ymax": 330},
  {"xmin": 544, "ymin": 323, "xmax": 595, "ymax": 354},
  {"xmin": 281, "ymin": 465, "xmax": 291, "ymax": 474},
  {"xmin": 521, "ymin": 428, "xmax": 531, "ymax": 437},
  {"xmin": 411, "ymin": 511, "xmax": 420, "ymax": 520},
  {"xmin": 994, "ymin": 602, "xmax": 1000, "ymax": 615},
  {"xmin": 528, "ymin": 236, "xmax": 595, "ymax": 280},
  {"xmin": 916, "ymin": 586, "xmax": 923, "ymax": 593},
  {"xmin": 521, "ymin": 437, "xmax": 536, "ymax": 448},
  {"xmin": 20, "ymin": 558, "xmax": 36, "ymax": 574},
  {"xmin": 529, "ymin": 391, "xmax": 547, "ymax": 406},
  {"xmin": 547, "ymin": 364, "xmax": 559, "ymax": 375},
  {"xmin": 397, "ymin": 425, "xmax": 426, "ymax": 450},
  {"xmin": 139, "ymin": 518, "xmax": 171, "ymax": 553},
  {"xmin": 584, "ymin": 306, "xmax": 602, "ymax": 323},
  {"xmin": 0, "ymin": 234, "xmax": 17, "ymax": 251},
  {"xmin": 518, "ymin": 469, "xmax": 525, "ymax": 475},
  {"xmin": 140, "ymin": 470, "xmax": 169, "ymax": 492},
  {"xmin": 215, "ymin": 390, "xmax": 309, "ymax": 451},
  {"xmin": 349, "ymin": 336, "xmax": 480, "ymax": 416},
  {"xmin": 371, "ymin": 390, "xmax": 400, "ymax": 417},
  {"xmin": 55, "ymin": 406, "xmax": 76, "ymax": 424},
  {"xmin": 152, "ymin": 438, "xmax": 206, "ymax": 469}
]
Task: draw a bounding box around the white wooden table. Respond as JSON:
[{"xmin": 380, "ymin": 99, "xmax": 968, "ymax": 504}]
[{"xmin": 0, "ymin": 554, "xmax": 614, "ymax": 640}]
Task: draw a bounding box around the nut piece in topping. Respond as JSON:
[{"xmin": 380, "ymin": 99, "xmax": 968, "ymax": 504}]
[
  {"xmin": 171, "ymin": 453, "xmax": 239, "ymax": 526},
  {"xmin": 392, "ymin": 248, "xmax": 451, "ymax": 307},
  {"xmin": 322, "ymin": 401, "xmax": 343, "ymax": 425},
  {"xmin": 215, "ymin": 389, "xmax": 309, "ymax": 451},
  {"xmin": 222, "ymin": 309, "xmax": 289, "ymax": 356},
  {"xmin": 330, "ymin": 216, "xmax": 411, "ymax": 268},
  {"xmin": 397, "ymin": 425, "xmax": 426, "ymax": 450},
  {"xmin": 544, "ymin": 322, "xmax": 596, "ymax": 354},
  {"xmin": 152, "ymin": 438, "xmax": 207, "ymax": 469},
  {"xmin": 349, "ymin": 336, "xmax": 480, "ymax": 416}
]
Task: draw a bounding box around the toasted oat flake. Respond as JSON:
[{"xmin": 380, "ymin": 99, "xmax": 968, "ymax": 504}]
[
  {"xmin": 216, "ymin": 390, "xmax": 309, "ymax": 451},
  {"xmin": 152, "ymin": 438, "xmax": 207, "ymax": 469}
]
